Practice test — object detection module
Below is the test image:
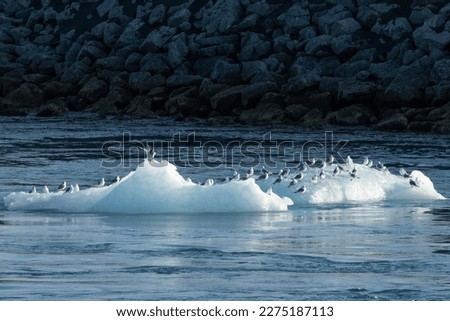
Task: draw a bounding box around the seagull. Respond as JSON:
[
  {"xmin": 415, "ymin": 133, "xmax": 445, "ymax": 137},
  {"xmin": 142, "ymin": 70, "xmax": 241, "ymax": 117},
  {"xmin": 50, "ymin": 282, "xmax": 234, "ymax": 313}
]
[
  {"xmin": 261, "ymin": 166, "xmax": 270, "ymax": 175},
  {"xmin": 295, "ymin": 186, "xmax": 307, "ymax": 194},
  {"xmin": 96, "ymin": 178, "xmax": 105, "ymax": 187},
  {"xmin": 74, "ymin": 184, "xmax": 80, "ymax": 192},
  {"xmin": 140, "ymin": 145, "xmax": 156, "ymax": 161},
  {"xmin": 311, "ymin": 175, "xmax": 319, "ymax": 184},
  {"xmin": 294, "ymin": 172, "xmax": 304, "ymax": 180},
  {"xmin": 231, "ymin": 171, "xmax": 240, "ymax": 181},
  {"xmin": 57, "ymin": 181, "xmax": 67, "ymax": 191},
  {"xmin": 64, "ymin": 185, "xmax": 74, "ymax": 193},
  {"xmin": 256, "ymin": 172, "xmax": 269, "ymax": 181},
  {"xmin": 332, "ymin": 167, "xmax": 340, "ymax": 176},
  {"xmin": 110, "ymin": 176, "xmax": 121, "ymax": 184},
  {"xmin": 279, "ymin": 168, "xmax": 290, "ymax": 178},
  {"xmin": 346, "ymin": 155, "xmax": 354, "ymax": 168},
  {"xmin": 306, "ymin": 158, "xmax": 316, "ymax": 167},
  {"xmin": 366, "ymin": 159, "xmax": 373, "ymax": 168},
  {"xmin": 288, "ymin": 178, "xmax": 298, "ymax": 188},
  {"xmin": 315, "ymin": 159, "xmax": 326, "ymax": 169},
  {"xmin": 245, "ymin": 167, "xmax": 254, "ymax": 179},
  {"xmin": 326, "ymin": 155, "xmax": 335, "ymax": 165},
  {"xmin": 266, "ymin": 187, "xmax": 273, "ymax": 195},
  {"xmin": 399, "ymin": 168, "xmax": 411, "ymax": 178},
  {"xmin": 273, "ymin": 176, "xmax": 283, "ymax": 184},
  {"xmin": 319, "ymin": 170, "xmax": 326, "ymax": 180},
  {"xmin": 362, "ymin": 156, "xmax": 369, "ymax": 166},
  {"xmin": 201, "ymin": 179, "xmax": 214, "ymax": 186},
  {"xmin": 298, "ymin": 162, "xmax": 308, "ymax": 172},
  {"xmin": 410, "ymin": 178, "xmax": 420, "ymax": 187},
  {"xmin": 29, "ymin": 186, "xmax": 37, "ymax": 194},
  {"xmin": 43, "ymin": 185, "xmax": 49, "ymax": 193}
]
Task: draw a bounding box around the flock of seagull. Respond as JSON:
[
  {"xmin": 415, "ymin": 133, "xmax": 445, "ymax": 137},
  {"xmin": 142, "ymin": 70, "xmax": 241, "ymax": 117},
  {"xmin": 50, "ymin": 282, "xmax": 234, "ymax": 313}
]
[{"xmin": 27, "ymin": 146, "xmax": 421, "ymax": 195}]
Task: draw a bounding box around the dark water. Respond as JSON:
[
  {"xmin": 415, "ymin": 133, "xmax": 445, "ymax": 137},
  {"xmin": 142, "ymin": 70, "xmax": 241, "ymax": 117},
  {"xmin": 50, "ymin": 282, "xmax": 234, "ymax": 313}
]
[{"xmin": 1, "ymin": 114, "xmax": 450, "ymax": 300}]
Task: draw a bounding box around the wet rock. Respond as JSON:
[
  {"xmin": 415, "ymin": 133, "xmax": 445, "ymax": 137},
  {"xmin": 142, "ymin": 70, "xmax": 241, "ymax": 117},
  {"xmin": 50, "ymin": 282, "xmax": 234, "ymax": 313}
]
[
  {"xmin": 148, "ymin": 4, "xmax": 166, "ymax": 26},
  {"xmin": 167, "ymin": 34, "xmax": 189, "ymax": 69},
  {"xmin": 239, "ymin": 103, "xmax": 284, "ymax": 124},
  {"xmin": 140, "ymin": 53, "xmax": 170, "ymax": 75},
  {"xmin": 2, "ymin": 82, "xmax": 44, "ymax": 109},
  {"xmin": 166, "ymin": 75, "xmax": 203, "ymax": 87},
  {"xmin": 331, "ymin": 34, "xmax": 362, "ymax": 59},
  {"xmin": 409, "ymin": 6, "xmax": 433, "ymax": 26},
  {"xmin": 238, "ymin": 32, "xmax": 272, "ymax": 61},
  {"xmin": 210, "ymin": 85, "xmax": 247, "ymax": 115},
  {"xmin": 412, "ymin": 24, "xmax": 450, "ymax": 53},
  {"xmin": 337, "ymin": 80, "xmax": 378, "ymax": 104},
  {"xmin": 42, "ymin": 81, "xmax": 77, "ymax": 98},
  {"xmin": 36, "ymin": 98, "xmax": 69, "ymax": 117},
  {"xmin": 103, "ymin": 22, "xmax": 123, "ymax": 48},
  {"xmin": 78, "ymin": 77, "xmax": 108, "ymax": 103},
  {"xmin": 305, "ymin": 35, "xmax": 334, "ymax": 57},
  {"xmin": 95, "ymin": 56, "xmax": 125, "ymax": 71},
  {"xmin": 97, "ymin": 0, "xmax": 118, "ymax": 18},
  {"xmin": 357, "ymin": 3, "xmax": 399, "ymax": 29},
  {"xmin": 335, "ymin": 60, "xmax": 370, "ymax": 78},
  {"xmin": 425, "ymin": 82, "xmax": 450, "ymax": 106},
  {"xmin": 286, "ymin": 72, "xmax": 321, "ymax": 93},
  {"xmin": 302, "ymin": 108, "xmax": 324, "ymax": 127},
  {"xmin": 202, "ymin": 0, "xmax": 242, "ymax": 34},
  {"xmin": 125, "ymin": 95, "xmax": 157, "ymax": 118},
  {"xmin": 377, "ymin": 113, "xmax": 408, "ymax": 131},
  {"xmin": 140, "ymin": 26, "xmax": 176, "ymax": 52},
  {"xmin": 125, "ymin": 52, "xmax": 142, "ymax": 72},
  {"xmin": 284, "ymin": 104, "xmax": 309, "ymax": 122},
  {"xmin": 168, "ymin": 8, "xmax": 190, "ymax": 28},
  {"xmin": 129, "ymin": 71, "xmax": 155, "ymax": 93},
  {"xmin": 327, "ymin": 104, "xmax": 376, "ymax": 125},
  {"xmin": 317, "ymin": 5, "xmax": 352, "ymax": 35},
  {"xmin": 383, "ymin": 17, "xmax": 412, "ymax": 40},
  {"xmin": 211, "ymin": 60, "xmax": 241, "ymax": 85},
  {"xmin": 383, "ymin": 66, "xmax": 429, "ymax": 106},
  {"xmin": 277, "ymin": 2, "xmax": 310, "ymax": 34},
  {"xmin": 331, "ymin": 17, "xmax": 361, "ymax": 36},
  {"xmin": 431, "ymin": 59, "xmax": 450, "ymax": 83},
  {"xmin": 241, "ymin": 81, "xmax": 278, "ymax": 108},
  {"xmin": 241, "ymin": 60, "xmax": 269, "ymax": 83}
]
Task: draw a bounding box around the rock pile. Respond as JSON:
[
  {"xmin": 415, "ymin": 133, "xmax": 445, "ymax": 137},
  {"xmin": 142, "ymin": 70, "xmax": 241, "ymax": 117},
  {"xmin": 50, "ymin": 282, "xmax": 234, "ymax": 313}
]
[{"xmin": 1, "ymin": 0, "xmax": 450, "ymax": 132}]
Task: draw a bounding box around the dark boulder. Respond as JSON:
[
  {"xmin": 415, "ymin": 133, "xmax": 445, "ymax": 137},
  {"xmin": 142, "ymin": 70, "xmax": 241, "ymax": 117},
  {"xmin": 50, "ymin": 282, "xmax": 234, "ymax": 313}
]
[
  {"xmin": 36, "ymin": 98, "xmax": 69, "ymax": 117},
  {"xmin": 2, "ymin": 82, "xmax": 44, "ymax": 109},
  {"xmin": 327, "ymin": 104, "xmax": 377, "ymax": 125},
  {"xmin": 210, "ymin": 85, "xmax": 248, "ymax": 115},
  {"xmin": 239, "ymin": 103, "xmax": 284, "ymax": 124},
  {"xmin": 377, "ymin": 113, "xmax": 408, "ymax": 131},
  {"xmin": 211, "ymin": 60, "xmax": 241, "ymax": 85}
]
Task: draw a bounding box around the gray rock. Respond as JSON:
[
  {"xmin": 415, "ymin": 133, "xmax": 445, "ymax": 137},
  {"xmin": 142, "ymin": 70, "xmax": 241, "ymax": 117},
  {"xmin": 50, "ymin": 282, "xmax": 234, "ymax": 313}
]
[
  {"xmin": 148, "ymin": 4, "xmax": 166, "ymax": 26},
  {"xmin": 327, "ymin": 104, "xmax": 376, "ymax": 125},
  {"xmin": 241, "ymin": 81, "xmax": 278, "ymax": 107},
  {"xmin": 302, "ymin": 108, "xmax": 324, "ymax": 127},
  {"xmin": 210, "ymin": 85, "xmax": 248, "ymax": 115},
  {"xmin": 60, "ymin": 61, "xmax": 92, "ymax": 85},
  {"xmin": 241, "ymin": 60, "xmax": 269, "ymax": 82},
  {"xmin": 284, "ymin": 104, "xmax": 309, "ymax": 122},
  {"xmin": 166, "ymin": 75, "xmax": 203, "ymax": 87},
  {"xmin": 211, "ymin": 60, "xmax": 241, "ymax": 85},
  {"xmin": 317, "ymin": 5, "xmax": 352, "ymax": 35},
  {"xmin": 331, "ymin": 34, "xmax": 362, "ymax": 58},
  {"xmin": 425, "ymin": 13, "xmax": 447, "ymax": 30},
  {"xmin": 335, "ymin": 60, "xmax": 370, "ymax": 78},
  {"xmin": 36, "ymin": 98, "xmax": 69, "ymax": 117},
  {"xmin": 125, "ymin": 52, "xmax": 142, "ymax": 72},
  {"xmin": 383, "ymin": 17, "xmax": 412, "ymax": 40},
  {"xmin": 286, "ymin": 72, "xmax": 321, "ymax": 93},
  {"xmin": 167, "ymin": 34, "xmax": 189, "ymax": 69},
  {"xmin": 377, "ymin": 113, "xmax": 408, "ymax": 131},
  {"xmin": 426, "ymin": 82, "xmax": 450, "ymax": 106},
  {"xmin": 331, "ymin": 17, "xmax": 361, "ymax": 36},
  {"xmin": 42, "ymin": 81, "xmax": 77, "ymax": 98},
  {"xmin": 78, "ymin": 40, "xmax": 108, "ymax": 61},
  {"xmin": 95, "ymin": 56, "xmax": 125, "ymax": 71},
  {"xmin": 413, "ymin": 25, "xmax": 450, "ymax": 53},
  {"xmin": 277, "ymin": 2, "xmax": 310, "ymax": 34},
  {"xmin": 319, "ymin": 76, "xmax": 345, "ymax": 95},
  {"xmin": 369, "ymin": 62, "xmax": 398, "ymax": 86},
  {"xmin": 409, "ymin": 6, "xmax": 433, "ymax": 26},
  {"xmin": 238, "ymin": 32, "xmax": 271, "ymax": 61},
  {"xmin": 357, "ymin": 3, "xmax": 399, "ymax": 29},
  {"xmin": 202, "ymin": 0, "xmax": 242, "ymax": 34},
  {"xmin": 140, "ymin": 26, "xmax": 176, "ymax": 52},
  {"xmin": 168, "ymin": 8, "xmax": 191, "ymax": 27},
  {"xmin": 337, "ymin": 80, "xmax": 378, "ymax": 103},
  {"xmin": 403, "ymin": 49, "xmax": 426, "ymax": 66},
  {"xmin": 129, "ymin": 71, "xmax": 157, "ymax": 93},
  {"xmin": 78, "ymin": 77, "xmax": 108, "ymax": 103},
  {"xmin": 126, "ymin": 96, "xmax": 157, "ymax": 118},
  {"xmin": 305, "ymin": 35, "xmax": 334, "ymax": 57},
  {"xmin": 140, "ymin": 53, "xmax": 170, "ymax": 75},
  {"xmin": 2, "ymin": 82, "xmax": 44, "ymax": 109},
  {"xmin": 431, "ymin": 59, "xmax": 450, "ymax": 83},
  {"xmin": 239, "ymin": 103, "xmax": 284, "ymax": 124},
  {"xmin": 97, "ymin": 0, "xmax": 118, "ymax": 18},
  {"xmin": 247, "ymin": 2, "xmax": 273, "ymax": 17},
  {"xmin": 116, "ymin": 19, "xmax": 145, "ymax": 48},
  {"xmin": 199, "ymin": 78, "xmax": 229, "ymax": 100},
  {"xmin": 230, "ymin": 13, "xmax": 259, "ymax": 32},
  {"xmin": 103, "ymin": 22, "xmax": 123, "ymax": 48}
]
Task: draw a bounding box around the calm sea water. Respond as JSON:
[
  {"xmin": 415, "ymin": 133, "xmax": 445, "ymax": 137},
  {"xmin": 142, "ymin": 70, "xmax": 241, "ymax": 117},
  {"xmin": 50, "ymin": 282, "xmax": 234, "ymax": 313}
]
[{"xmin": 1, "ymin": 114, "xmax": 450, "ymax": 300}]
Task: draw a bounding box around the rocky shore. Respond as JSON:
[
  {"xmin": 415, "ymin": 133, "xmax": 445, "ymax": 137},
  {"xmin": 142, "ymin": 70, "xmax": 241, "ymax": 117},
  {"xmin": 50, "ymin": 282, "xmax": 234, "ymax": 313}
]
[{"xmin": 1, "ymin": 0, "xmax": 450, "ymax": 133}]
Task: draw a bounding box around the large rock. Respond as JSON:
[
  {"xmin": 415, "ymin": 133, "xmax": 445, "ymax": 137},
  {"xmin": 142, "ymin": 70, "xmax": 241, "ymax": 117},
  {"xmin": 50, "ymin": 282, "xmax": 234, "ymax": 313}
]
[
  {"xmin": 241, "ymin": 60, "xmax": 269, "ymax": 82},
  {"xmin": 166, "ymin": 75, "xmax": 203, "ymax": 87},
  {"xmin": 331, "ymin": 34, "xmax": 362, "ymax": 58},
  {"xmin": 286, "ymin": 72, "xmax": 321, "ymax": 93},
  {"xmin": 140, "ymin": 26, "xmax": 176, "ymax": 52},
  {"xmin": 284, "ymin": 104, "xmax": 309, "ymax": 122},
  {"xmin": 412, "ymin": 25, "xmax": 450, "ymax": 53},
  {"xmin": 327, "ymin": 104, "xmax": 376, "ymax": 125},
  {"xmin": 129, "ymin": 71, "xmax": 159, "ymax": 93},
  {"xmin": 2, "ymin": 82, "xmax": 44, "ymax": 109},
  {"xmin": 148, "ymin": 4, "xmax": 166, "ymax": 26},
  {"xmin": 305, "ymin": 35, "xmax": 333, "ymax": 57},
  {"xmin": 331, "ymin": 17, "xmax": 361, "ymax": 36},
  {"xmin": 409, "ymin": 6, "xmax": 433, "ymax": 26},
  {"xmin": 277, "ymin": 2, "xmax": 310, "ymax": 34},
  {"xmin": 140, "ymin": 53, "xmax": 170, "ymax": 75},
  {"xmin": 337, "ymin": 80, "xmax": 378, "ymax": 103},
  {"xmin": 211, "ymin": 60, "xmax": 241, "ymax": 85},
  {"xmin": 167, "ymin": 34, "xmax": 189, "ymax": 69},
  {"xmin": 357, "ymin": 3, "xmax": 399, "ymax": 29},
  {"xmin": 202, "ymin": 0, "xmax": 242, "ymax": 34},
  {"xmin": 241, "ymin": 81, "xmax": 278, "ymax": 107},
  {"xmin": 125, "ymin": 95, "xmax": 157, "ymax": 118},
  {"xmin": 317, "ymin": 5, "xmax": 352, "ymax": 35},
  {"xmin": 431, "ymin": 59, "xmax": 450, "ymax": 83},
  {"xmin": 78, "ymin": 77, "xmax": 108, "ymax": 103},
  {"xmin": 210, "ymin": 85, "xmax": 247, "ymax": 115},
  {"xmin": 95, "ymin": 56, "xmax": 125, "ymax": 71},
  {"xmin": 425, "ymin": 82, "xmax": 450, "ymax": 106},
  {"xmin": 36, "ymin": 98, "xmax": 69, "ymax": 117},
  {"xmin": 383, "ymin": 66, "xmax": 429, "ymax": 106},
  {"xmin": 239, "ymin": 103, "xmax": 284, "ymax": 124},
  {"xmin": 238, "ymin": 32, "xmax": 271, "ymax": 61},
  {"xmin": 383, "ymin": 17, "xmax": 412, "ymax": 40},
  {"xmin": 377, "ymin": 113, "xmax": 408, "ymax": 131}
]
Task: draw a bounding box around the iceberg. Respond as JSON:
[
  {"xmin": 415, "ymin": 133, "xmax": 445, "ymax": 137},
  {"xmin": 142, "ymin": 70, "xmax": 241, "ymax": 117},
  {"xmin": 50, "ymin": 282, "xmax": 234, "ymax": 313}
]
[{"xmin": 3, "ymin": 160, "xmax": 293, "ymax": 214}]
